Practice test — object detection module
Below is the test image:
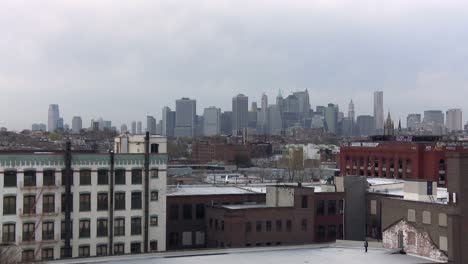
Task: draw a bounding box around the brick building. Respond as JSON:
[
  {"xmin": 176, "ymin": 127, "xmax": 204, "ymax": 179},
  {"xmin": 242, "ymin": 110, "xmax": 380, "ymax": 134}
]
[
  {"xmin": 205, "ymin": 185, "xmax": 344, "ymax": 248},
  {"xmin": 340, "ymin": 135, "xmax": 468, "ymax": 186}
]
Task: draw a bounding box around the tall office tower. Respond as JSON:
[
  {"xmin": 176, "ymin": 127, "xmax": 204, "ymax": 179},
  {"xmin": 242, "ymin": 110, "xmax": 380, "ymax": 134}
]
[
  {"xmin": 268, "ymin": 105, "xmax": 283, "ymax": 135},
  {"xmin": 348, "ymin": 99, "xmax": 355, "ymax": 121},
  {"xmin": 406, "ymin": 114, "xmax": 421, "ymax": 131},
  {"xmin": 251, "ymin": 102, "xmax": 258, "ymax": 112},
  {"xmin": 175, "ymin": 98, "xmax": 196, "ymax": 137},
  {"xmin": 56, "ymin": 118, "xmax": 64, "ymax": 130},
  {"xmin": 373, "ymin": 91, "xmax": 384, "ymax": 133},
  {"xmin": 203, "ymin": 107, "xmax": 221, "ymax": 136},
  {"xmin": 232, "ymin": 94, "xmax": 249, "ymax": 134},
  {"xmin": 340, "ymin": 117, "xmax": 355, "ymax": 137},
  {"xmin": 293, "ymin": 89, "xmax": 311, "ymax": 117},
  {"xmin": 162, "ymin": 106, "xmax": 176, "ymax": 137},
  {"xmin": 424, "ymin": 110, "xmax": 444, "ymax": 125},
  {"xmin": 220, "ymin": 111, "xmax": 233, "ymax": 135},
  {"xmin": 120, "ymin": 124, "xmax": 128, "ymax": 133},
  {"xmin": 48, "ymin": 104, "xmax": 60, "ymax": 132},
  {"xmin": 195, "ymin": 115, "xmax": 204, "ymax": 136},
  {"xmin": 261, "ymin": 93, "xmax": 268, "ymax": 112},
  {"xmin": 103, "ymin": 120, "xmax": 112, "ymax": 131},
  {"xmin": 446, "ymin": 109, "xmax": 463, "ymax": 132},
  {"xmin": 258, "ymin": 93, "xmax": 269, "ymax": 134},
  {"xmin": 137, "ymin": 121, "xmax": 142, "ymax": 134},
  {"xmin": 316, "ymin": 106, "xmax": 326, "ymax": 116},
  {"xmin": 284, "ymin": 95, "xmax": 300, "ymax": 113},
  {"xmin": 131, "ymin": 121, "xmax": 137, "ymax": 134},
  {"xmin": 156, "ymin": 120, "xmax": 163, "ymax": 135},
  {"xmin": 147, "ymin": 116, "xmax": 157, "ymax": 135},
  {"xmin": 324, "ymin": 103, "xmax": 338, "ymax": 134},
  {"xmin": 356, "ymin": 115, "xmax": 375, "ymax": 136},
  {"xmin": 71, "ymin": 116, "xmax": 82, "ymax": 134}
]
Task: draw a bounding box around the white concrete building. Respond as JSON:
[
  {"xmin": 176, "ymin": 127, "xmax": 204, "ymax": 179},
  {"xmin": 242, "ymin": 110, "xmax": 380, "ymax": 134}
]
[
  {"xmin": 446, "ymin": 108, "xmax": 462, "ymax": 132},
  {"xmin": 0, "ymin": 134, "xmax": 167, "ymax": 262}
]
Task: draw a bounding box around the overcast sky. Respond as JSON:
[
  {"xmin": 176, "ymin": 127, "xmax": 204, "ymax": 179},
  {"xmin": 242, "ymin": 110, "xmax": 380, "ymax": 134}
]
[{"xmin": 1, "ymin": 0, "xmax": 468, "ymax": 130}]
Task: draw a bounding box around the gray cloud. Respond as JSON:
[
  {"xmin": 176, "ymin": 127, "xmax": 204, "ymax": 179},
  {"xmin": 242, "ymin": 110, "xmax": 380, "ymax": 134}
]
[{"xmin": 1, "ymin": 0, "xmax": 468, "ymax": 129}]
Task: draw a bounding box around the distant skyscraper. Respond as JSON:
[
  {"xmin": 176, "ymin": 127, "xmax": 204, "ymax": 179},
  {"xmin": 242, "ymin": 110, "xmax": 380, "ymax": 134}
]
[
  {"xmin": 261, "ymin": 93, "xmax": 268, "ymax": 112},
  {"xmin": 259, "ymin": 93, "xmax": 269, "ymax": 134},
  {"xmin": 48, "ymin": 104, "xmax": 60, "ymax": 132},
  {"xmin": 131, "ymin": 121, "xmax": 137, "ymax": 134},
  {"xmin": 324, "ymin": 103, "xmax": 338, "ymax": 134},
  {"xmin": 162, "ymin": 106, "xmax": 176, "ymax": 137},
  {"xmin": 175, "ymin": 98, "xmax": 196, "ymax": 137},
  {"xmin": 356, "ymin": 115, "xmax": 375, "ymax": 136},
  {"xmin": 348, "ymin": 99, "xmax": 355, "ymax": 121},
  {"xmin": 384, "ymin": 112, "xmax": 395, "ymax": 136},
  {"xmin": 232, "ymin": 94, "xmax": 249, "ymax": 134},
  {"xmin": 446, "ymin": 109, "xmax": 463, "ymax": 132},
  {"xmin": 120, "ymin": 124, "xmax": 128, "ymax": 133},
  {"xmin": 406, "ymin": 114, "xmax": 421, "ymax": 131},
  {"xmin": 72, "ymin": 116, "xmax": 82, "ymax": 133},
  {"xmin": 147, "ymin": 116, "xmax": 157, "ymax": 135},
  {"xmin": 203, "ymin": 107, "xmax": 221, "ymax": 136},
  {"xmin": 423, "ymin": 110, "xmax": 444, "ymax": 125},
  {"xmin": 137, "ymin": 121, "xmax": 142, "ymax": 134},
  {"xmin": 31, "ymin": 123, "xmax": 47, "ymax": 132},
  {"xmin": 220, "ymin": 111, "xmax": 233, "ymax": 135},
  {"xmin": 373, "ymin": 91, "xmax": 384, "ymax": 132},
  {"xmin": 293, "ymin": 89, "xmax": 311, "ymax": 117},
  {"xmin": 268, "ymin": 105, "xmax": 282, "ymax": 135},
  {"xmin": 56, "ymin": 118, "xmax": 64, "ymax": 130}
]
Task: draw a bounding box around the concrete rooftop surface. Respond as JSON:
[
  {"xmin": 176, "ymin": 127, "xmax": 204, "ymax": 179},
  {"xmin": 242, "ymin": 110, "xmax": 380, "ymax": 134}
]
[{"xmin": 53, "ymin": 244, "xmax": 437, "ymax": 264}]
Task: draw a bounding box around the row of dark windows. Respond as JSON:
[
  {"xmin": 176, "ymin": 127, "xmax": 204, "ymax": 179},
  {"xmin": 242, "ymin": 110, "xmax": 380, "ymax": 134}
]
[
  {"xmin": 21, "ymin": 241, "xmax": 158, "ymax": 261},
  {"xmin": 316, "ymin": 200, "xmax": 343, "ymax": 216},
  {"xmin": 2, "ymin": 217, "xmax": 146, "ymax": 243},
  {"xmin": 3, "ymin": 191, "xmax": 159, "ymax": 215},
  {"xmin": 168, "ymin": 203, "xmax": 205, "ymax": 221},
  {"xmin": 3, "ymin": 168, "xmax": 159, "ymax": 187},
  {"xmin": 315, "ymin": 224, "xmax": 343, "ymax": 240}
]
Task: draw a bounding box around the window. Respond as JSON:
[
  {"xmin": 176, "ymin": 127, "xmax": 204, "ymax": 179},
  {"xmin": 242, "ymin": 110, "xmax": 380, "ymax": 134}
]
[
  {"xmin": 23, "ymin": 195, "xmax": 36, "ymax": 214},
  {"xmin": 150, "ymin": 240, "xmax": 158, "ymax": 251},
  {"xmin": 132, "ymin": 169, "xmax": 142, "ymax": 184},
  {"xmin": 115, "ymin": 218, "xmax": 125, "ymax": 236},
  {"xmin": 131, "ymin": 192, "xmax": 142, "ymax": 209},
  {"xmin": 97, "ymin": 219, "xmax": 108, "ymax": 237},
  {"xmin": 266, "ymin": 221, "xmax": 272, "ymax": 232},
  {"xmin": 169, "ymin": 204, "xmax": 179, "ymax": 220},
  {"xmin": 97, "ymin": 193, "xmax": 108, "ymax": 211},
  {"xmin": 3, "ymin": 196, "xmax": 16, "ymax": 215},
  {"xmin": 131, "ymin": 242, "xmax": 141, "ymax": 254},
  {"xmin": 316, "ymin": 200, "xmax": 325, "ymax": 215},
  {"xmin": 115, "ymin": 169, "xmax": 126, "ymax": 185},
  {"xmin": 23, "ymin": 222, "xmax": 35, "ymax": 241},
  {"xmin": 41, "ymin": 248, "xmax": 54, "ymax": 260},
  {"xmin": 79, "ymin": 220, "xmax": 90, "ymax": 238},
  {"xmin": 61, "ymin": 220, "xmax": 73, "ymax": 239},
  {"xmin": 245, "ymin": 222, "xmax": 252, "ymax": 233},
  {"xmin": 131, "ymin": 217, "xmax": 142, "ymax": 235},
  {"xmin": 328, "ymin": 225, "xmax": 336, "ymax": 239},
  {"xmin": 22, "ymin": 250, "xmax": 35, "ymax": 262},
  {"xmin": 24, "ymin": 170, "xmax": 36, "ymax": 187},
  {"xmin": 43, "ymin": 194, "xmax": 55, "ymax": 213},
  {"xmin": 276, "ymin": 220, "xmax": 282, "ymax": 231},
  {"xmin": 97, "ymin": 169, "xmax": 109, "ymax": 185},
  {"xmin": 61, "ymin": 169, "xmax": 73, "ymax": 186},
  {"xmin": 2, "ymin": 223, "xmax": 15, "ymax": 243},
  {"xmin": 114, "ymin": 243, "xmax": 125, "ymax": 255},
  {"xmin": 301, "ymin": 219, "xmax": 307, "ymax": 231},
  {"xmin": 78, "ymin": 245, "xmax": 90, "ymax": 257},
  {"xmin": 316, "ymin": 225, "xmax": 325, "ymax": 240},
  {"xmin": 422, "ymin": 211, "xmax": 431, "ymax": 225},
  {"xmin": 195, "ymin": 204, "xmax": 205, "ymax": 219},
  {"xmin": 151, "ymin": 191, "xmax": 159, "ymax": 201},
  {"xmin": 150, "ymin": 168, "xmax": 159, "ymax": 178},
  {"xmin": 338, "ymin": 224, "xmax": 343, "ymax": 239},
  {"xmin": 338, "ymin": 200, "xmax": 344, "ymax": 214},
  {"xmin": 150, "ymin": 143, "xmax": 159, "ymax": 153},
  {"xmin": 183, "ymin": 204, "xmax": 192, "ymax": 220},
  {"xmin": 221, "ymin": 221, "xmax": 225, "ymax": 231},
  {"xmin": 286, "ymin": 220, "xmax": 292, "ymax": 232},
  {"xmin": 42, "ymin": 222, "xmax": 54, "ymax": 240},
  {"xmin": 301, "ymin": 195, "xmax": 308, "ymax": 208},
  {"xmin": 79, "ymin": 193, "xmax": 91, "ymax": 212},
  {"xmin": 256, "ymin": 221, "xmax": 262, "ymax": 232},
  {"xmin": 43, "ymin": 170, "xmax": 55, "ymax": 186},
  {"xmin": 96, "ymin": 244, "xmax": 108, "ymax": 256},
  {"xmin": 150, "ymin": 215, "xmax": 158, "ymax": 226},
  {"xmin": 80, "ymin": 170, "xmax": 91, "ymax": 185},
  {"xmin": 328, "ymin": 200, "xmax": 336, "ymax": 215},
  {"xmin": 115, "ymin": 192, "xmax": 126, "ymax": 210},
  {"xmin": 61, "ymin": 193, "xmax": 73, "ymax": 212},
  {"xmin": 4, "ymin": 170, "xmax": 17, "ymax": 187}
]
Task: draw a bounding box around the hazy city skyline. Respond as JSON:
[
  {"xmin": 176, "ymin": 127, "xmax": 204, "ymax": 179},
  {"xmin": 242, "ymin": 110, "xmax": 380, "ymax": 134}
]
[{"xmin": 2, "ymin": 1, "xmax": 468, "ymax": 130}]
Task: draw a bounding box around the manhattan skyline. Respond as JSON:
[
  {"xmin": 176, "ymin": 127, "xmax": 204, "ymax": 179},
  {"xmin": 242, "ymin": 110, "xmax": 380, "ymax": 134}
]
[{"xmin": 1, "ymin": 1, "xmax": 468, "ymax": 130}]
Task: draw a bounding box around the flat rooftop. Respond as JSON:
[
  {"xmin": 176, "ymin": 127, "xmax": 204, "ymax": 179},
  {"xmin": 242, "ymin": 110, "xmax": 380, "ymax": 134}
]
[
  {"xmin": 167, "ymin": 186, "xmax": 265, "ymax": 196},
  {"xmin": 54, "ymin": 244, "xmax": 436, "ymax": 264}
]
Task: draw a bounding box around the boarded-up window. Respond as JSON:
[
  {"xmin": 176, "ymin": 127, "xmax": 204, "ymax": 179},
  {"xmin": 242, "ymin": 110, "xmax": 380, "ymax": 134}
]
[
  {"xmin": 422, "ymin": 211, "xmax": 431, "ymax": 225},
  {"xmin": 407, "ymin": 209, "xmax": 416, "ymax": 222},
  {"xmin": 195, "ymin": 231, "xmax": 205, "ymax": 245},
  {"xmin": 182, "ymin": 231, "xmax": 192, "ymax": 246},
  {"xmin": 370, "ymin": 200, "xmax": 377, "ymax": 215},
  {"xmin": 439, "ymin": 236, "xmax": 448, "ymax": 251},
  {"xmin": 439, "ymin": 213, "xmax": 447, "ymax": 227}
]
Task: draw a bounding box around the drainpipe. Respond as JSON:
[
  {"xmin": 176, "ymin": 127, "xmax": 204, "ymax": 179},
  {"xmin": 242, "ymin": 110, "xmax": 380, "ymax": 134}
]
[
  {"xmin": 144, "ymin": 132, "xmax": 150, "ymax": 253},
  {"xmin": 64, "ymin": 141, "xmax": 72, "ymax": 258},
  {"xmin": 109, "ymin": 150, "xmax": 115, "ymax": 255}
]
